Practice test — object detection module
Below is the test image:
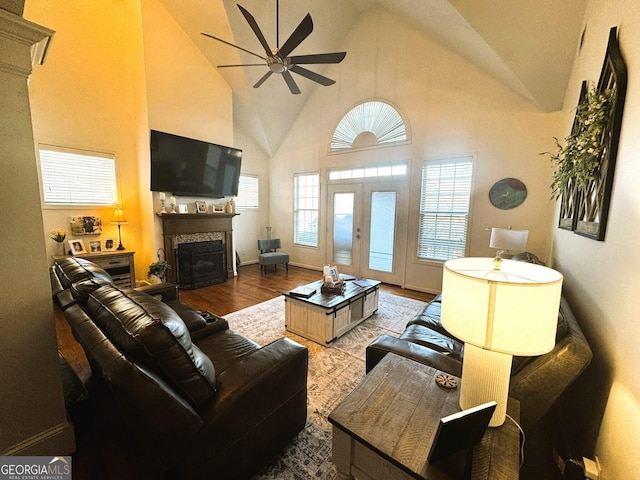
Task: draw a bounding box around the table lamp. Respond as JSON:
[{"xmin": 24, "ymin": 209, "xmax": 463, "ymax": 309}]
[
  {"xmin": 489, "ymin": 228, "xmax": 528, "ymax": 258},
  {"xmin": 441, "ymin": 257, "xmax": 563, "ymax": 426},
  {"xmin": 110, "ymin": 208, "xmax": 128, "ymax": 251}
]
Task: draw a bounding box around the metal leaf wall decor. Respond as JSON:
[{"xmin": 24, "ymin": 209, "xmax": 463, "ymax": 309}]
[{"xmin": 564, "ymin": 27, "xmax": 627, "ymax": 240}]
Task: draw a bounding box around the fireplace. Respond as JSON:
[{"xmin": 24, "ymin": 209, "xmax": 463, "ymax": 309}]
[
  {"xmin": 177, "ymin": 240, "xmax": 226, "ymax": 289},
  {"xmin": 158, "ymin": 212, "xmax": 237, "ymax": 285}
]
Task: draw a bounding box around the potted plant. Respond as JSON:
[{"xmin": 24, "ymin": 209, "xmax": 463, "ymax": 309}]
[
  {"xmin": 50, "ymin": 229, "xmax": 68, "ymax": 255},
  {"xmin": 544, "ymin": 83, "xmax": 615, "ymax": 199},
  {"xmin": 147, "ymin": 260, "xmax": 170, "ymax": 283}
]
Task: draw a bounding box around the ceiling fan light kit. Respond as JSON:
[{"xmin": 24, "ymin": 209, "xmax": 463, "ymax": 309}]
[{"xmin": 201, "ymin": 1, "xmax": 346, "ymax": 94}]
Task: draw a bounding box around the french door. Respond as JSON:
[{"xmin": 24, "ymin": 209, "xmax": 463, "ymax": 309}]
[{"xmin": 327, "ymin": 183, "xmax": 407, "ymax": 285}]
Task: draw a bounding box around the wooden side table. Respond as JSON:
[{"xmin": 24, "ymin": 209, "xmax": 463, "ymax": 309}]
[
  {"xmin": 55, "ymin": 251, "xmax": 136, "ymax": 288},
  {"xmin": 328, "ymin": 353, "xmax": 520, "ymax": 480}
]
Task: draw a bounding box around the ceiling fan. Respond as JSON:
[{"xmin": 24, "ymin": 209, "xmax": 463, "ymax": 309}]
[{"xmin": 201, "ymin": 1, "xmax": 346, "ymax": 94}]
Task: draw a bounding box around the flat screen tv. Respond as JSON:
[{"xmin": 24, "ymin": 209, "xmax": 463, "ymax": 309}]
[{"xmin": 150, "ymin": 130, "xmax": 242, "ymax": 198}]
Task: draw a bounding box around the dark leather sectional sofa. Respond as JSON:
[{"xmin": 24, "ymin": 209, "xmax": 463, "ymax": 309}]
[
  {"xmin": 366, "ymin": 292, "xmax": 592, "ymax": 430},
  {"xmin": 51, "ymin": 256, "xmax": 308, "ymax": 479}
]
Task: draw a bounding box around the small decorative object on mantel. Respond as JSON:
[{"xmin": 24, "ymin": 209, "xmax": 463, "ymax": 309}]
[
  {"xmin": 488, "ymin": 178, "xmax": 527, "ymax": 210},
  {"xmin": 195, "ymin": 200, "xmax": 207, "ymax": 213},
  {"xmin": 543, "ymin": 26, "xmax": 627, "ymax": 241},
  {"xmin": 213, "ymin": 204, "xmax": 225, "ymax": 213},
  {"xmin": 158, "ymin": 192, "xmax": 167, "ymax": 213},
  {"xmin": 169, "ymin": 196, "xmax": 177, "ymax": 214}
]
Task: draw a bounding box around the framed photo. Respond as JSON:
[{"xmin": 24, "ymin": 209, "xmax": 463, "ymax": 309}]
[
  {"xmin": 103, "ymin": 238, "xmax": 116, "ymax": 251},
  {"xmin": 68, "ymin": 239, "xmax": 87, "ymax": 255},
  {"xmin": 70, "ymin": 216, "xmax": 103, "ymax": 235},
  {"xmin": 213, "ymin": 204, "xmax": 225, "ymax": 213},
  {"xmin": 329, "ymin": 266, "xmax": 340, "ymax": 283},
  {"xmin": 89, "ymin": 240, "xmax": 102, "ymax": 253},
  {"xmin": 195, "ymin": 201, "xmax": 207, "ymax": 213},
  {"xmin": 178, "ymin": 204, "xmax": 188, "ymax": 214}
]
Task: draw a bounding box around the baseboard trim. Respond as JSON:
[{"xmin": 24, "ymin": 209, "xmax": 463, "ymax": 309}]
[{"xmin": 1, "ymin": 421, "xmax": 75, "ymax": 456}]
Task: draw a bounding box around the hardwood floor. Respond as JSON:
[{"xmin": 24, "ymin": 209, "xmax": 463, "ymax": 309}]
[{"xmin": 55, "ymin": 263, "xmax": 560, "ymax": 479}]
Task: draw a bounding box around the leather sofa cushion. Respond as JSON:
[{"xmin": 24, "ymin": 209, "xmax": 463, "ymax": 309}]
[
  {"xmin": 87, "ymin": 284, "xmax": 216, "ymax": 408},
  {"xmin": 70, "ymin": 277, "xmax": 113, "ymax": 305},
  {"xmin": 55, "ymin": 257, "xmax": 112, "ymax": 289},
  {"xmin": 399, "ymin": 324, "xmax": 464, "ymax": 361}
]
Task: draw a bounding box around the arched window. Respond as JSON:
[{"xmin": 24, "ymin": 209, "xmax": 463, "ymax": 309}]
[{"xmin": 330, "ymin": 100, "xmax": 408, "ymax": 151}]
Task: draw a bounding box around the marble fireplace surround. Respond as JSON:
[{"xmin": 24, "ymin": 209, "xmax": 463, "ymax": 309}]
[{"xmin": 157, "ymin": 213, "xmax": 238, "ymax": 285}]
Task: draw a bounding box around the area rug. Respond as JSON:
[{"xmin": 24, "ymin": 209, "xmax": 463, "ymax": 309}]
[{"xmin": 225, "ymin": 291, "xmax": 428, "ymax": 480}]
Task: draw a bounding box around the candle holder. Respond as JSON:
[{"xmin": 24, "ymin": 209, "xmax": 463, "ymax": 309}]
[
  {"xmin": 169, "ymin": 199, "xmax": 177, "ymax": 214},
  {"xmin": 160, "ymin": 198, "xmax": 167, "ymax": 214}
]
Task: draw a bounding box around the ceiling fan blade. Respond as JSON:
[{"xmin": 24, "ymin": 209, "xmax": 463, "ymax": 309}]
[
  {"xmin": 201, "ymin": 32, "xmax": 265, "ymax": 61},
  {"xmin": 282, "ymin": 70, "xmax": 301, "ymax": 94},
  {"xmin": 253, "ymin": 71, "xmax": 273, "ymax": 88},
  {"xmin": 278, "ymin": 13, "xmax": 313, "ymax": 59},
  {"xmin": 289, "ymin": 52, "xmax": 347, "ymax": 65},
  {"xmin": 237, "ymin": 4, "xmax": 272, "ymax": 56},
  {"xmin": 290, "ymin": 65, "xmax": 335, "ymax": 86},
  {"xmin": 217, "ymin": 64, "xmax": 265, "ymax": 68}
]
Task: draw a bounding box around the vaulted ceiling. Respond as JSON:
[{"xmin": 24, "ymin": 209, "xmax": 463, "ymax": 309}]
[{"xmin": 158, "ymin": 0, "xmax": 588, "ymax": 155}]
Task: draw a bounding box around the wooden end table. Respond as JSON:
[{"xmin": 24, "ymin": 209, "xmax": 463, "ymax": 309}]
[
  {"xmin": 283, "ymin": 278, "xmax": 380, "ymax": 344},
  {"xmin": 328, "ymin": 353, "xmax": 520, "ymax": 480}
]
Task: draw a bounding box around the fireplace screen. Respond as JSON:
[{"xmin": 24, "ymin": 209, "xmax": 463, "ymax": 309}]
[{"xmin": 177, "ymin": 240, "xmax": 226, "ymax": 289}]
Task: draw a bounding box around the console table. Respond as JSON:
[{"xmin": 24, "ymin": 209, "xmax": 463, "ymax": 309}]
[
  {"xmin": 329, "ymin": 353, "xmax": 520, "ymax": 480},
  {"xmin": 283, "ymin": 278, "xmax": 380, "ymax": 345}
]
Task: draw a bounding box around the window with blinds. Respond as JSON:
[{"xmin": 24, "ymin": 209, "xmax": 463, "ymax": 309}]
[
  {"xmin": 39, "ymin": 146, "xmax": 117, "ymax": 206},
  {"xmin": 236, "ymin": 174, "xmax": 259, "ymax": 209},
  {"xmin": 417, "ymin": 157, "xmax": 473, "ymax": 262},
  {"xmin": 294, "ymin": 173, "xmax": 320, "ymax": 247}
]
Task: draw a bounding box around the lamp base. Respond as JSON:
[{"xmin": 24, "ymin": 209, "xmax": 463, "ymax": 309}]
[{"xmin": 460, "ymin": 343, "xmax": 512, "ymax": 427}]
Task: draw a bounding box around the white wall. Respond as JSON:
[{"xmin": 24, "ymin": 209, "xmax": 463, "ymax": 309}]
[
  {"xmin": 269, "ymin": 8, "xmax": 561, "ymax": 292},
  {"xmin": 233, "ymin": 123, "xmax": 271, "ymax": 264},
  {"xmin": 141, "ymin": 0, "xmax": 234, "ymax": 272},
  {"xmin": 552, "ymin": 0, "xmax": 640, "ymax": 478},
  {"xmin": 26, "ymin": 0, "xmax": 150, "ymax": 280}
]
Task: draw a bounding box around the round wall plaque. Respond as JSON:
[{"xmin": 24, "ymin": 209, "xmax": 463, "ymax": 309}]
[{"xmin": 489, "ymin": 178, "xmax": 527, "ymax": 210}]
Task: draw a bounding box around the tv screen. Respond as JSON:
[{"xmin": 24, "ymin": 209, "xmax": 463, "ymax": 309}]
[{"xmin": 150, "ymin": 130, "xmax": 242, "ymax": 198}]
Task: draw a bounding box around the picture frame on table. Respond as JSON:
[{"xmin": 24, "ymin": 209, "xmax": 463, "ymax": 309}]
[
  {"xmin": 68, "ymin": 239, "xmax": 87, "ymax": 255},
  {"xmin": 329, "ymin": 266, "xmax": 340, "ymax": 283},
  {"xmin": 178, "ymin": 204, "xmax": 188, "ymax": 214},
  {"xmin": 103, "ymin": 238, "xmax": 116, "ymax": 252},
  {"xmin": 89, "ymin": 240, "xmax": 102, "ymax": 253},
  {"xmin": 195, "ymin": 201, "xmax": 207, "ymax": 213}
]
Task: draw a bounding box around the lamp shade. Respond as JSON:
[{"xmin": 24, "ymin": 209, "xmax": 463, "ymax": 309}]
[
  {"xmin": 489, "ymin": 228, "xmax": 528, "ymax": 252},
  {"xmin": 110, "ymin": 208, "xmax": 128, "ymax": 225},
  {"xmin": 441, "ymin": 257, "xmax": 562, "ymax": 356}
]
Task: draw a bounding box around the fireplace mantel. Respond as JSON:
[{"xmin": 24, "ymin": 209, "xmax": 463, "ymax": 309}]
[{"xmin": 158, "ymin": 213, "xmax": 238, "ymax": 284}]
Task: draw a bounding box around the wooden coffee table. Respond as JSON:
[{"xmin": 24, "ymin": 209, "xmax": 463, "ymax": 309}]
[
  {"xmin": 329, "ymin": 353, "xmax": 521, "ymax": 480},
  {"xmin": 283, "ymin": 278, "xmax": 381, "ymax": 344}
]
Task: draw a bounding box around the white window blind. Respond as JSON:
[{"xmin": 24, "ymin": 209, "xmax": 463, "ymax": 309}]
[
  {"xmin": 418, "ymin": 157, "xmax": 473, "ymax": 261},
  {"xmin": 294, "ymin": 173, "xmax": 319, "ymax": 247},
  {"xmin": 39, "ymin": 146, "xmax": 117, "ymax": 206},
  {"xmin": 235, "ymin": 174, "xmax": 259, "ymax": 208}
]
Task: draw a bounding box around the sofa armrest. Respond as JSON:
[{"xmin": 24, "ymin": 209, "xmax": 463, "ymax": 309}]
[
  {"xmin": 189, "ymin": 337, "xmax": 308, "ymax": 456},
  {"xmin": 366, "ymin": 335, "xmax": 463, "ymax": 376},
  {"xmin": 510, "ymin": 298, "xmax": 592, "ymax": 429},
  {"xmin": 135, "ymin": 282, "xmax": 179, "ymax": 301}
]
